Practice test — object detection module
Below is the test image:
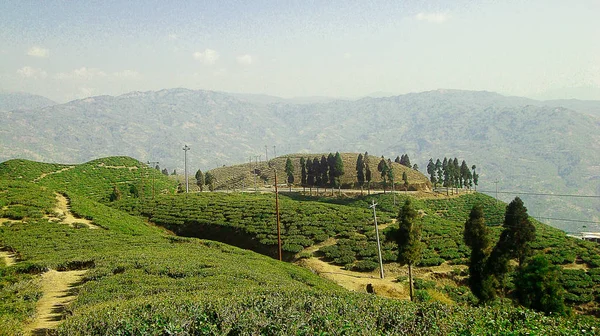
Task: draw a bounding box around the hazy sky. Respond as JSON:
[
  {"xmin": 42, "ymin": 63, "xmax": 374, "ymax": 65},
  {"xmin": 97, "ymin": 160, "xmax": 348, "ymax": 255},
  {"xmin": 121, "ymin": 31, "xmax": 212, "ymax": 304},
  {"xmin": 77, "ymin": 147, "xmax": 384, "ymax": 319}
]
[{"xmin": 1, "ymin": 0, "xmax": 599, "ymax": 102}]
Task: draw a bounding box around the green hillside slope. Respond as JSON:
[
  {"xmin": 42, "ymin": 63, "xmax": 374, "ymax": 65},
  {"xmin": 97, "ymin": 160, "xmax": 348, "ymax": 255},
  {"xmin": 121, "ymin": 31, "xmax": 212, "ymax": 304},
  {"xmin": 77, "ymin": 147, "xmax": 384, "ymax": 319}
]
[{"xmin": 0, "ymin": 158, "xmax": 599, "ymax": 334}]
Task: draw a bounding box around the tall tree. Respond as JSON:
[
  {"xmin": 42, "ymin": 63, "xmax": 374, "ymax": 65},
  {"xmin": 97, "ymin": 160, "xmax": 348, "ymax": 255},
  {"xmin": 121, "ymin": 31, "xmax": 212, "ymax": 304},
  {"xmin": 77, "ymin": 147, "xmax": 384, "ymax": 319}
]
[
  {"xmin": 435, "ymin": 159, "xmax": 443, "ymax": 189},
  {"xmin": 427, "ymin": 158, "xmax": 437, "ymax": 187},
  {"xmin": 333, "ymin": 152, "xmax": 344, "ymax": 192},
  {"xmin": 155, "ymin": 164, "xmax": 160, "ymax": 171},
  {"xmin": 400, "ymin": 154, "xmax": 411, "ymax": 168},
  {"xmin": 356, "ymin": 153, "xmax": 365, "ymax": 195},
  {"xmin": 300, "ymin": 157, "xmax": 307, "ymax": 193},
  {"xmin": 171, "ymin": 169, "xmax": 177, "ymax": 176},
  {"xmin": 195, "ymin": 169, "xmax": 205, "ymax": 192},
  {"xmin": 464, "ymin": 204, "xmax": 494, "ymax": 302},
  {"xmin": 460, "ymin": 160, "xmax": 470, "ymax": 188},
  {"xmin": 364, "ymin": 152, "xmax": 372, "ymax": 195},
  {"xmin": 515, "ymin": 255, "xmax": 566, "ymax": 315},
  {"xmin": 307, "ymin": 158, "xmax": 316, "ymax": 194},
  {"xmin": 377, "ymin": 157, "xmax": 388, "ymax": 193},
  {"xmin": 313, "ymin": 157, "xmax": 321, "ymax": 192},
  {"xmin": 395, "ymin": 156, "xmax": 401, "ymax": 164},
  {"xmin": 204, "ymin": 172, "xmax": 215, "ymax": 191},
  {"xmin": 472, "ymin": 165, "xmax": 478, "ymax": 191},
  {"xmin": 320, "ymin": 155, "xmax": 329, "ymax": 190},
  {"xmin": 452, "ymin": 158, "xmax": 460, "ymax": 190},
  {"xmin": 161, "ymin": 168, "xmax": 169, "ymax": 176},
  {"xmin": 285, "ymin": 157, "xmax": 294, "ymax": 191},
  {"xmin": 412, "ymin": 163, "xmax": 418, "ymax": 171},
  {"xmin": 327, "ymin": 153, "xmax": 336, "ymax": 186},
  {"xmin": 486, "ymin": 197, "xmax": 536, "ymax": 295},
  {"xmin": 402, "ymin": 171, "xmax": 408, "ymax": 192},
  {"xmin": 396, "ymin": 199, "xmax": 423, "ymax": 301}
]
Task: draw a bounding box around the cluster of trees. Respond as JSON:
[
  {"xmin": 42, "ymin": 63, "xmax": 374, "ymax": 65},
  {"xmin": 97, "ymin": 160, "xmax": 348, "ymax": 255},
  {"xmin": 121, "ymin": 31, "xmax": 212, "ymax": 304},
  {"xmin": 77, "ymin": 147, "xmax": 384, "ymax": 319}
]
[
  {"xmin": 463, "ymin": 197, "xmax": 565, "ymax": 314},
  {"xmin": 426, "ymin": 157, "xmax": 479, "ymax": 190},
  {"xmin": 356, "ymin": 152, "xmax": 416, "ymax": 195},
  {"xmin": 396, "ymin": 196, "xmax": 565, "ymax": 315},
  {"xmin": 194, "ymin": 170, "xmax": 215, "ymax": 192},
  {"xmin": 298, "ymin": 152, "xmax": 344, "ymax": 193}
]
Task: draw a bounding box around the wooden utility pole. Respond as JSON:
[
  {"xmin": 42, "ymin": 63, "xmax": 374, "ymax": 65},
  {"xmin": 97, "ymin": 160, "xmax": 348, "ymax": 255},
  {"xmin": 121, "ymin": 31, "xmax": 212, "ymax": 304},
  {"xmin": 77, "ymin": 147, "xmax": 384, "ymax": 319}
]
[
  {"xmin": 370, "ymin": 200, "xmax": 384, "ymax": 279},
  {"xmin": 275, "ymin": 170, "xmax": 282, "ymax": 261}
]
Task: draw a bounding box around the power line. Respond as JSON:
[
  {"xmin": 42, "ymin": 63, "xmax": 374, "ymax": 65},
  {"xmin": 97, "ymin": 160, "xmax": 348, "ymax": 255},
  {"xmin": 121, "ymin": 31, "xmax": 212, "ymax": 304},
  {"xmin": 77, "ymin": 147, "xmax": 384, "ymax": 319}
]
[{"xmin": 478, "ymin": 190, "xmax": 600, "ymax": 199}]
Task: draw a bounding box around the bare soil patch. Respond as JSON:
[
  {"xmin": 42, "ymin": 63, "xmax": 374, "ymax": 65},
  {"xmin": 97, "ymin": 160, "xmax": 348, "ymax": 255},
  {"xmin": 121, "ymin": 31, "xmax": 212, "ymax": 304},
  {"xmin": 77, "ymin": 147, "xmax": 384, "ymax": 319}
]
[
  {"xmin": 25, "ymin": 270, "xmax": 87, "ymax": 335},
  {"xmin": 0, "ymin": 250, "xmax": 17, "ymax": 266},
  {"xmin": 52, "ymin": 193, "xmax": 100, "ymax": 229},
  {"xmin": 33, "ymin": 166, "xmax": 75, "ymax": 183},
  {"xmin": 97, "ymin": 163, "xmax": 138, "ymax": 170}
]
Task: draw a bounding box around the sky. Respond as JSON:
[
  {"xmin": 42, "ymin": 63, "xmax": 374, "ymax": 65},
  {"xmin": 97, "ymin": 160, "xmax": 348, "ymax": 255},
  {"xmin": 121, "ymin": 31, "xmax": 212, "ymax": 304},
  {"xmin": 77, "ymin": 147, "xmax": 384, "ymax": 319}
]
[{"xmin": 1, "ymin": 0, "xmax": 599, "ymax": 103}]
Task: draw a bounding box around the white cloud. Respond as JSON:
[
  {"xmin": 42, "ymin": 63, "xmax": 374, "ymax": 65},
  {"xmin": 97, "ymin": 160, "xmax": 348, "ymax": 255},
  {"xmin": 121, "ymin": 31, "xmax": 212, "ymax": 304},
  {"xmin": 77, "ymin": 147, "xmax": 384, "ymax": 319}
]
[
  {"xmin": 27, "ymin": 46, "xmax": 49, "ymax": 58},
  {"xmin": 193, "ymin": 49, "xmax": 219, "ymax": 65},
  {"xmin": 236, "ymin": 54, "xmax": 253, "ymax": 65},
  {"xmin": 415, "ymin": 12, "xmax": 450, "ymax": 24},
  {"xmin": 55, "ymin": 67, "xmax": 107, "ymax": 80},
  {"xmin": 78, "ymin": 87, "xmax": 96, "ymax": 98},
  {"xmin": 344, "ymin": 53, "xmax": 352, "ymax": 59},
  {"xmin": 113, "ymin": 70, "xmax": 140, "ymax": 78},
  {"xmin": 168, "ymin": 34, "xmax": 178, "ymax": 40},
  {"xmin": 17, "ymin": 66, "xmax": 47, "ymax": 79}
]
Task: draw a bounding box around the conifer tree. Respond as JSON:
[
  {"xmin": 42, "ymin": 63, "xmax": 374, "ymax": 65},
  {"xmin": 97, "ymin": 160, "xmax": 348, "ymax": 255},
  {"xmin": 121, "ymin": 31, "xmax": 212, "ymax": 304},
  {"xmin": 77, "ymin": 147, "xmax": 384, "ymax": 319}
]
[
  {"xmin": 320, "ymin": 155, "xmax": 329, "ymax": 189},
  {"xmin": 356, "ymin": 153, "xmax": 365, "ymax": 194},
  {"xmin": 327, "ymin": 153, "xmax": 336, "ymax": 186},
  {"xmin": 395, "ymin": 156, "xmax": 401, "ymax": 164},
  {"xmin": 313, "ymin": 157, "xmax": 321, "ymax": 192},
  {"xmin": 364, "ymin": 152, "xmax": 372, "ymax": 195},
  {"xmin": 204, "ymin": 172, "xmax": 215, "ymax": 191},
  {"xmin": 307, "ymin": 158, "xmax": 315, "ymax": 193},
  {"xmin": 377, "ymin": 156, "xmax": 388, "ymax": 193},
  {"xmin": 396, "ymin": 199, "xmax": 423, "ymax": 301},
  {"xmin": 195, "ymin": 169, "xmax": 205, "ymax": 192},
  {"xmin": 155, "ymin": 164, "xmax": 160, "ymax": 171},
  {"xmin": 427, "ymin": 159, "xmax": 437, "ymax": 187},
  {"xmin": 402, "ymin": 171, "xmax": 408, "ymax": 192},
  {"xmin": 333, "ymin": 152, "xmax": 344, "ymax": 192},
  {"xmin": 460, "ymin": 160, "xmax": 470, "ymax": 188},
  {"xmin": 285, "ymin": 157, "xmax": 294, "ymax": 191},
  {"xmin": 412, "ymin": 163, "xmax": 418, "ymax": 171},
  {"xmin": 300, "ymin": 157, "xmax": 307, "ymax": 192},
  {"xmin": 161, "ymin": 168, "xmax": 169, "ymax": 176},
  {"xmin": 464, "ymin": 205, "xmax": 494, "ymax": 302}
]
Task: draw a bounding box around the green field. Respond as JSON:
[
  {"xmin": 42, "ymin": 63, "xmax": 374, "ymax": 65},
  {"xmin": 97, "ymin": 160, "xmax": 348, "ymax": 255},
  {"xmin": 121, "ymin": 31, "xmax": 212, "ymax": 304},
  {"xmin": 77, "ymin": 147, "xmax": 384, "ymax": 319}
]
[{"xmin": 1, "ymin": 157, "xmax": 599, "ymax": 334}]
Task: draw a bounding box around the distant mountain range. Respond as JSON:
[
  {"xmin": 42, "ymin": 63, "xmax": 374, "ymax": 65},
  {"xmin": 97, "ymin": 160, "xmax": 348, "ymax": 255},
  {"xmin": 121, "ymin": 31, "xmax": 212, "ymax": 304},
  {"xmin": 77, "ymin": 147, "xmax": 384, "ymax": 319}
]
[
  {"xmin": 0, "ymin": 92, "xmax": 57, "ymax": 111},
  {"xmin": 1, "ymin": 88, "xmax": 599, "ymax": 232}
]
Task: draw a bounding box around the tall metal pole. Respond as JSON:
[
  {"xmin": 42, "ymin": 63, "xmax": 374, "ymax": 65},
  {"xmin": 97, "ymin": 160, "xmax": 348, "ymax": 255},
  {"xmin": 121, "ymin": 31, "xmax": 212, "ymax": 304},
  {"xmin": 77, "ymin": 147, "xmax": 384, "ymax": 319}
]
[
  {"xmin": 493, "ymin": 180, "xmax": 499, "ymax": 204},
  {"xmin": 370, "ymin": 200, "xmax": 384, "ymax": 279},
  {"xmin": 275, "ymin": 169, "xmax": 282, "ymax": 261},
  {"xmin": 147, "ymin": 161, "xmax": 159, "ymax": 199},
  {"xmin": 183, "ymin": 145, "xmax": 190, "ymax": 193}
]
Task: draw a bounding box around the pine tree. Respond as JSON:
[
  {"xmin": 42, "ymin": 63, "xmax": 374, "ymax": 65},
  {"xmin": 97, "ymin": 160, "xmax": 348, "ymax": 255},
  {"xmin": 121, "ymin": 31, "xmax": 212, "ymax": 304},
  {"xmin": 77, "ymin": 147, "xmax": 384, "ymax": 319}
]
[
  {"xmin": 427, "ymin": 158, "xmax": 437, "ymax": 187},
  {"xmin": 402, "ymin": 154, "xmax": 411, "ymax": 168},
  {"xmin": 356, "ymin": 153, "xmax": 365, "ymax": 195},
  {"xmin": 205, "ymin": 172, "xmax": 215, "ymax": 191},
  {"xmin": 412, "ymin": 163, "xmax": 418, "ymax": 171},
  {"xmin": 172, "ymin": 169, "xmax": 177, "ymax": 176},
  {"xmin": 486, "ymin": 197, "xmax": 536, "ymax": 295},
  {"xmin": 460, "ymin": 160, "xmax": 469, "ymax": 189},
  {"xmin": 327, "ymin": 153, "xmax": 336, "ymax": 186},
  {"xmin": 402, "ymin": 171, "xmax": 408, "ymax": 192},
  {"xmin": 464, "ymin": 205, "xmax": 494, "ymax": 302},
  {"xmin": 395, "ymin": 156, "xmax": 401, "ymax": 164},
  {"xmin": 307, "ymin": 158, "xmax": 316, "ymax": 193},
  {"xmin": 364, "ymin": 152, "xmax": 372, "ymax": 195},
  {"xmin": 155, "ymin": 164, "xmax": 160, "ymax": 171},
  {"xmin": 161, "ymin": 168, "xmax": 169, "ymax": 176},
  {"xmin": 377, "ymin": 157, "xmax": 388, "ymax": 193},
  {"xmin": 472, "ymin": 165, "xmax": 478, "ymax": 191},
  {"xmin": 300, "ymin": 157, "xmax": 307, "ymax": 192},
  {"xmin": 333, "ymin": 152, "xmax": 344, "ymax": 192},
  {"xmin": 396, "ymin": 199, "xmax": 423, "ymax": 301},
  {"xmin": 195, "ymin": 169, "xmax": 204, "ymax": 192},
  {"xmin": 320, "ymin": 155, "xmax": 329, "ymax": 189},
  {"xmin": 313, "ymin": 158, "xmax": 321, "ymax": 192},
  {"xmin": 285, "ymin": 157, "xmax": 294, "ymax": 191}
]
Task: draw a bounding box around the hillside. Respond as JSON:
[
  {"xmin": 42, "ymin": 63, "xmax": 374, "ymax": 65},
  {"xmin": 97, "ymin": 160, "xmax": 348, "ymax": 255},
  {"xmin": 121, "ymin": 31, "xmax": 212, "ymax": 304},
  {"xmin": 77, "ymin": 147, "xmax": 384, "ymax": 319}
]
[
  {"xmin": 205, "ymin": 153, "xmax": 431, "ymax": 191},
  {"xmin": 0, "ymin": 88, "xmax": 598, "ymax": 232},
  {"xmin": 1, "ymin": 157, "xmax": 599, "ymax": 334},
  {"xmin": 0, "ymin": 92, "xmax": 57, "ymax": 111}
]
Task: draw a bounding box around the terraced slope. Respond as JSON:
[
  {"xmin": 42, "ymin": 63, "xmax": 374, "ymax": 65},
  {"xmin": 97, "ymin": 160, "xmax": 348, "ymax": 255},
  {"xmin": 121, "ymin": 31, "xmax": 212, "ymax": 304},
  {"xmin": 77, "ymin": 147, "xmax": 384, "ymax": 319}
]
[{"xmin": 0, "ymin": 158, "xmax": 599, "ymax": 334}]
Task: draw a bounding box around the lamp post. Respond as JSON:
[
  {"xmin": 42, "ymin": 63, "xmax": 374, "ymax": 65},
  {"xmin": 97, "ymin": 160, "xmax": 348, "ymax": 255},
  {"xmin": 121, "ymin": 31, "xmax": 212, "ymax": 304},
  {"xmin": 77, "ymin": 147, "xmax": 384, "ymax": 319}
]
[{"xmin": 183, "ymin": 145, "xmax": 190, "ymax": 193}]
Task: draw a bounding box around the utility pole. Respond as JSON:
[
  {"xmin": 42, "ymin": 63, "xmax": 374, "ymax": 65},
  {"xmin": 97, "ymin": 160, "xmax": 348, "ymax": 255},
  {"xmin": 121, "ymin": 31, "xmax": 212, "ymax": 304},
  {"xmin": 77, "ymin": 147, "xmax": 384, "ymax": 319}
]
[
  {"xmin": 183, "ymin": 145, "xmax": 190, "ymax": 193},
  {"xmin": 370, "ymin": 200, "xmax": 385, "ymax": 279},
  {"xmin": 274, "ymin": 170, "xmax": 282, "ymax": 261},
  {"xmin": 147, "ymin": 161, "xmax": 159, "ymax": 199},
  {"xmin": 265, "ymin": 145, "xmax": 269, "ymax": 162},
  {"xmin": 493, "ymin": 180, "xmax": 499, "ymax": 204},
  {"xmin": 254, "ymin": 155, "xmax": 260, "ymax": 192}
]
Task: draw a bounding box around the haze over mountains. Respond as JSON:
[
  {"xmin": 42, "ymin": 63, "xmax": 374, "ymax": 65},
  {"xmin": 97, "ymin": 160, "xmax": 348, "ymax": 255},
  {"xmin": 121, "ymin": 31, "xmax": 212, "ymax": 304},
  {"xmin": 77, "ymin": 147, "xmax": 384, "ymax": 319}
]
[{"xmin": 1, "ymin": 88, "xmax": 599, "ymax": 233}]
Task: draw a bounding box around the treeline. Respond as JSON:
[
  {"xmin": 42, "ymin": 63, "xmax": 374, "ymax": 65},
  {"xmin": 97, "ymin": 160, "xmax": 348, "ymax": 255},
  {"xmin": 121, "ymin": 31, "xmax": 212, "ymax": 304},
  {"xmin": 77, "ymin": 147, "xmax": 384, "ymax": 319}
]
[
  {"xmin": 297, "ymin": 152, "xmax": 345, "ymax": 193},
  {"xmin": 426, "ymin": 157, "xmax": 479, "ymax": 190}
]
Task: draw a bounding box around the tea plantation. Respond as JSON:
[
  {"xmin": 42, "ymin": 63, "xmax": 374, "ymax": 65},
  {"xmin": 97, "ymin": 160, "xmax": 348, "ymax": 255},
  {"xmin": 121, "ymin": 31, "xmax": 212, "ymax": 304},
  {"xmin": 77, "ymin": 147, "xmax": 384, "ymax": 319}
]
[{"xmin": 1, "ymin": 157, "xmax": 599, "ymax": 334}]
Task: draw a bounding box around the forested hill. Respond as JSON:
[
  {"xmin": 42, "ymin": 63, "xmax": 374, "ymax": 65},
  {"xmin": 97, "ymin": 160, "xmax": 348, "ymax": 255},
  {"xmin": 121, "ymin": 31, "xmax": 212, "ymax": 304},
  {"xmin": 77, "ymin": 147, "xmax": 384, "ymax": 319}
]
[{"xmin": 0, "ymin": 88, "xmax": 599, "ymax": 232}]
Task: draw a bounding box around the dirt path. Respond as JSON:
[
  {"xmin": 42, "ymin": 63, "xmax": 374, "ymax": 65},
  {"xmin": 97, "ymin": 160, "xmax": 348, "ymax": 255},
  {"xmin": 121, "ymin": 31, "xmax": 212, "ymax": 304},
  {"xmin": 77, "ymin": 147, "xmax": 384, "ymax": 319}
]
[
  {"xmin": 0, "ymin": 250, "xmax": 17, "ymax": 266},
  {"xmin": 298, "ymin": 257, "xmax": 409, "ymax": 299},
  {"xmin": 52, "ymin": 193, "xmax": 100, "ymax": 229},
  {"xmin": 33, "ymin": 166, "xmax": 75, "ymax": 183},
  {"xmin": 25, "ymin": 270, "xmax": 87, "ymax": 335},
  {"xmin": 97, "ymin": 163, "xmax": 138, "ymax": 170}
]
